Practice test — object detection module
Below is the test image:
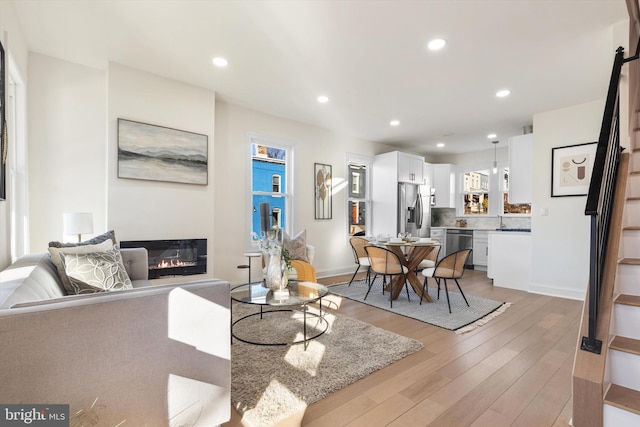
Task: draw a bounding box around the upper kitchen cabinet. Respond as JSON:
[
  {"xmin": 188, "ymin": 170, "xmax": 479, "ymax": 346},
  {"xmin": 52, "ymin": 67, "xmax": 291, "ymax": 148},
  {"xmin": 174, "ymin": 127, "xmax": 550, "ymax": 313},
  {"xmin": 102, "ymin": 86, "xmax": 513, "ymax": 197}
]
[
  {"xmin": 423, "ymin": 162, "xmax": 433, "ymax": 188},
  {"xmin": 433, "ymin": 164, "xmax": 456, "ymax": 208},
  {"xmin": 508, "ymin": 133, "xmax": 533, "ymax": 203},
  {"xmin": 398, "ymin": 152, "xmax": 425, "ymax": 183},
  {"xmin": 375, "ymin": 151, "xmax": 425, "ymax": 184}
]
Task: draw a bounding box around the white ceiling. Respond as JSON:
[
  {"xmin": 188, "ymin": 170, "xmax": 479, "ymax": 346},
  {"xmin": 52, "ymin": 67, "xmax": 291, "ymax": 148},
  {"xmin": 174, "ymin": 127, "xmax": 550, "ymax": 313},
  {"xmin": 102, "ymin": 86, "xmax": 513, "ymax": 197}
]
[{"xmin": 11, "ymin": 0, "xmax": 628, "ymax": 155}]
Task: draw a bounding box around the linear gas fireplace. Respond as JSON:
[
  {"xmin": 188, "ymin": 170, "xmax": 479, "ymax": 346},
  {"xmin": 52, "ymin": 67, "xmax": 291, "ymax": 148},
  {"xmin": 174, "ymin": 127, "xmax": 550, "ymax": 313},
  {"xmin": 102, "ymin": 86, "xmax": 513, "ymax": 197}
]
[{"xmin": 120, "ymin": 238, "xmax": 207, "ymax": 279}]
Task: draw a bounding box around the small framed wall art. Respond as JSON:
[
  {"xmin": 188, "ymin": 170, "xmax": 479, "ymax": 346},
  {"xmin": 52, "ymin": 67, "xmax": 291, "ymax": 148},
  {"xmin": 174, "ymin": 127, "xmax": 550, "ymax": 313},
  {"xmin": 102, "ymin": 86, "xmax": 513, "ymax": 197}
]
[
  {"xmin": 314, "ymin": 163, "xmax": 332, "ymax": 219},
  {"xmin": 551, "ymin": 142, "xmax": 597, "ymax": 197}
]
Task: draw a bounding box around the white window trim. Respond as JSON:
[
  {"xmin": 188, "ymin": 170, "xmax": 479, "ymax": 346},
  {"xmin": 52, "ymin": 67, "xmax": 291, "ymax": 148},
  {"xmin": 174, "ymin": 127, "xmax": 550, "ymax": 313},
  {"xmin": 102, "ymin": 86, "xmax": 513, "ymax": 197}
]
[
  {"xmin": 502, "ymin": 167, "xmax": 532, "ymax": 217},
  {"xmin": 8, "ymin": 53, "xmax": 29, "ymax": 261},
  {"xmin": 457, "ymin": 162, "xmax": 501, "ymax": 217},
  {"xmin": 346, "ymin": 153, "xmax": 373, "ymax": 239},
  {"xmin": 247, "ymin": 132, "xmax": 295, "ymax": 247},
  {"xmin": 457, "ymin": 162, "xmax": 531, "ymax": 217}
]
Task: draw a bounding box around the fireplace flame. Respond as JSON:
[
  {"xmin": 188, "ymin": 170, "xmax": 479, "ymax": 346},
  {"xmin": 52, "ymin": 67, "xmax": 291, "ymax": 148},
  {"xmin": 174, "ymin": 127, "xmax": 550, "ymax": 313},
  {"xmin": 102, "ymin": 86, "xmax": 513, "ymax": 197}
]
[{"xmin": 151, "ymin": 258, "xmax": 198, "ymax": 270}]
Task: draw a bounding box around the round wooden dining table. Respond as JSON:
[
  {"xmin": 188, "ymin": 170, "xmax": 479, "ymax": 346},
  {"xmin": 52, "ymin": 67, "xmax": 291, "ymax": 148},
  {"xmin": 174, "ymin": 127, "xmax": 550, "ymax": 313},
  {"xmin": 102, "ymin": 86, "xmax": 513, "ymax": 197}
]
[{"xmin": 372, "ymin": 240, "xmax": 441, "ymax": 302}]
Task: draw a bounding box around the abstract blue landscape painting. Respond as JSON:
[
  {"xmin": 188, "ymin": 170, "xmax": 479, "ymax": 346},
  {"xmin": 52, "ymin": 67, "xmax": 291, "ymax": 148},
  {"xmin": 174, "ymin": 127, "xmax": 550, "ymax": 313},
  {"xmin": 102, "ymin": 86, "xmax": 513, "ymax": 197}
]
[{"xmin": 117, "ymin": 119, "xmax": 208, "ymax": 185}]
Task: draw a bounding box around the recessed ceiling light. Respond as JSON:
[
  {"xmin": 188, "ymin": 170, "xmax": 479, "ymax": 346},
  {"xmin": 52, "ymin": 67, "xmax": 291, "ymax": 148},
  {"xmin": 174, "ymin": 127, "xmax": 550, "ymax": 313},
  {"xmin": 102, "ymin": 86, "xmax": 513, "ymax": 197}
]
[
  {"xmin": 317, "ymin": 95, "xmax": 329, "ymax": 103},
  {"xmin": 427, "ymin": 38, "xmax": 446, "ymax": 51},
  {"xmin": 212, "ymin": 57, "xmax": 229, "ymax": 67},
  {"xmin": 436, "ymin": 142, "xmax": 445, "ymax": 148},
  {"xmin": 487, "ymin": 133, "xmax": 497, "ymax": 139},
  {"xmin": 390, "ymin": 120, "xmax": 400, "ymax": 127},
  {"xmin": 496, "ymin": 89, "xmax": 511, "ymax": 98}
]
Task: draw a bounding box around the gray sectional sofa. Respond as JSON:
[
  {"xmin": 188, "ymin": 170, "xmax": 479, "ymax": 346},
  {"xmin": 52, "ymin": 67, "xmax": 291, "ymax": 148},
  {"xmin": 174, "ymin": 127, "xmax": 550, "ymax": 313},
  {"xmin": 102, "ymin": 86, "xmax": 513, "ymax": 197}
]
[{"xmin": 0, "ymin": 248, "xmax": 231, "ymax": 426}]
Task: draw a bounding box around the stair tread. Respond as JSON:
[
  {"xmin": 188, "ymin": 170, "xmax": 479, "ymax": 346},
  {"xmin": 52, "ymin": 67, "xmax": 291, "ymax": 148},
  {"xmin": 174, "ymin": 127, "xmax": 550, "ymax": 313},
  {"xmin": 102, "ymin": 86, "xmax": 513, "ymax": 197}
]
[
  {"xmin": 620, "ymin": 258, "xmax": 640, "ymax": 265},
  {"xmin": 611, "ymin": 336, "xmax": 640, "ymax": 355},
  {"xmin": 605, "ymin": 384, "xmax": 640, "ymax": 416},
  {"xmin": 615, "ymin": 294, "xmax": 640, "ymax": 307}
]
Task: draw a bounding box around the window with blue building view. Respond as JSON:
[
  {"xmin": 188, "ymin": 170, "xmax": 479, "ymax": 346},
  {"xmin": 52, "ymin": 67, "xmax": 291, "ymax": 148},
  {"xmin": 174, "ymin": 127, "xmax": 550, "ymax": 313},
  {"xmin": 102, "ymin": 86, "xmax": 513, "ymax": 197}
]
[{"xmin": 251, "ymin": 143, "xmax": 288, "ymax": 237}]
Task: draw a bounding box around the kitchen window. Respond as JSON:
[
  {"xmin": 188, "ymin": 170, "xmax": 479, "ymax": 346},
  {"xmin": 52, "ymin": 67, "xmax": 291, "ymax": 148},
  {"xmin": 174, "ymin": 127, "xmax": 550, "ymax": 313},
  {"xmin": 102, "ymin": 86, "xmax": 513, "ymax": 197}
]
[
  {"xmin": 502, "ymin": 168, "xmax": 531, "ymax": 214},
  {"xmin": 462, "ymin": 169, "xmax": 490, "ymax": 215},
  {"xmin": 459, "ymin": 166, "xmax": 531, "ymax": 216}
]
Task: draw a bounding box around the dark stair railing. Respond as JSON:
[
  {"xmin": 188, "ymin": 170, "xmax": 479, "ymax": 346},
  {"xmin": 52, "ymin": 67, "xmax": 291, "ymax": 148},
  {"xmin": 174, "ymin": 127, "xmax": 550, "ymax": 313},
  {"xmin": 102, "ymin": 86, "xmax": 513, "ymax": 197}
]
[{"xmin": 582, "ymin": 45, "xmax": 638, "ymax": 353}]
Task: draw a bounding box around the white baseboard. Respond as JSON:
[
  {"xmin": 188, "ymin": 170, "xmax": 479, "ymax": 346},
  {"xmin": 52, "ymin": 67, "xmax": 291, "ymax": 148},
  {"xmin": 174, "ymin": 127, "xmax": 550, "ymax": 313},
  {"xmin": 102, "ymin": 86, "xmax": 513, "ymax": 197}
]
[
  {"xmin": 316, "ymin": 266, "xmax": 357, "ymax": 280},
  {"xmin": 528, "ymin": 282, "xmax": 585, "ymax": 301}
]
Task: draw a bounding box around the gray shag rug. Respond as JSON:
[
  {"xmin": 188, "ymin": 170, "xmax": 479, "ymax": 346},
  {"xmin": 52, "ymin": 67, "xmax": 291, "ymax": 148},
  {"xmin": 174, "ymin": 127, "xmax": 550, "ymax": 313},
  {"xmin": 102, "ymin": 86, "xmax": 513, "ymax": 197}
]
[
  {"xmin": 231, "ymin": 302, "xmax": 423, "ymax": 427},
  {"xmin": 330, "ymin": 277, "xmax": 510, "ymax": 334}
]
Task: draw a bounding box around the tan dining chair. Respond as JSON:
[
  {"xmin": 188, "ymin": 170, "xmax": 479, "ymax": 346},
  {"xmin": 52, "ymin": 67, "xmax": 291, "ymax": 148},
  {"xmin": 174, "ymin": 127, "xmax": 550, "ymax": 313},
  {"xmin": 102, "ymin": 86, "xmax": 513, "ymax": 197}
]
[
  {"xmin": 420, "ymin": 249, "xmax": 472, "ymax": 313},
  {"xmin": 348, "ymin": 236, "xmax": 372, "ymax": 286},
  {"xmin": 365, "ymin": 245, "xmax": 410, "ymax": 308},
  {"xmin": 415, "ymin": 245, "xmax": 441, "ymax": 272}
]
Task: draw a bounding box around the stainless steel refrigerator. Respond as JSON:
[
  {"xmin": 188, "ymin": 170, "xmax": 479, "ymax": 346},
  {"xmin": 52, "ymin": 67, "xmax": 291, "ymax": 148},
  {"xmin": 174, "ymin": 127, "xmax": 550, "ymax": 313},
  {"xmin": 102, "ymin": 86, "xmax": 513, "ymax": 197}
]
[{"xmin": 398, "ymin": 182, "xmax": 431, "ymax": 238}]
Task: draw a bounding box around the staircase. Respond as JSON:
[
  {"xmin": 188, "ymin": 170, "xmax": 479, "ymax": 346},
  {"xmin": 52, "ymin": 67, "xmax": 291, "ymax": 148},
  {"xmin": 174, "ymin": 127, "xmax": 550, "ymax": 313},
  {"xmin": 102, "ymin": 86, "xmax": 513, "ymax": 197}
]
[{"xmin": 603, "ymin": 153, "xmax": 640, "ymax": 425}]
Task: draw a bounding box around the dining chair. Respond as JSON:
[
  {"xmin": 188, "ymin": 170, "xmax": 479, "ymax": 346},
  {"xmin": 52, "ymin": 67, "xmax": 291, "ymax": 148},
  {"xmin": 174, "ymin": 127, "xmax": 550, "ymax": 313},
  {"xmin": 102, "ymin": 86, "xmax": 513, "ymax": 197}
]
[
  {"xmin": 365, "ymin": 245, "xmax": 410, "ymax": 308},
  {"xmin": 420, "ymin": 248, "xmax": 472, "ymax": 313},
  {"xmin": 415, "ymin": 245, "xmax": 441, "ymax": 272},
  {"xmin": 348, "ymin": 236, "xmax": 372, "ymax": 286}
]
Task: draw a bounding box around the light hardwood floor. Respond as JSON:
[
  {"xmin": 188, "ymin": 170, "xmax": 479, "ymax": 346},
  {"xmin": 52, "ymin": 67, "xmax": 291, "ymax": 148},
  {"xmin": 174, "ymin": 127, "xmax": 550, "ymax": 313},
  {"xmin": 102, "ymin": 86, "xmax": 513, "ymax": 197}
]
[{"xmin": 224, "ymin": 269, "xmax": 582, "ymax": 427}]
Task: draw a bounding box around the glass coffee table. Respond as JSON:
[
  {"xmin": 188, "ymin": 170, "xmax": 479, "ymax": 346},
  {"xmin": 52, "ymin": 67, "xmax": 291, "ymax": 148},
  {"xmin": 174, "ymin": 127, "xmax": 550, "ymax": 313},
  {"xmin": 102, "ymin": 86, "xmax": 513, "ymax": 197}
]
[{"xmin": 230, "ymin": 280, "xmax": 329, "ymax": 350}]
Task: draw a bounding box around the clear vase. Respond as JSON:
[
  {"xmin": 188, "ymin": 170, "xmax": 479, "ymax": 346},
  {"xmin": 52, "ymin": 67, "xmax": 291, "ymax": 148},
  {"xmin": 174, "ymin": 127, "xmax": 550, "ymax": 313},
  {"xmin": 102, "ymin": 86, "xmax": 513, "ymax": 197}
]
[{"xmin": 264, "ymin": 250, "xmax": 284, "ymax": 291}]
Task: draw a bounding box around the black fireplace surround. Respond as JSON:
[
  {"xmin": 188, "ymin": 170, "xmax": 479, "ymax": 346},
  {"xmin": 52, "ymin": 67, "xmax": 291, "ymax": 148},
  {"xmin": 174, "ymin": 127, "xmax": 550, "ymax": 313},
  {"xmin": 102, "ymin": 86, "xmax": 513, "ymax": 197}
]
[{"xmin": 120, "ymin": 239, "xmax": 207, "ymax": 279}]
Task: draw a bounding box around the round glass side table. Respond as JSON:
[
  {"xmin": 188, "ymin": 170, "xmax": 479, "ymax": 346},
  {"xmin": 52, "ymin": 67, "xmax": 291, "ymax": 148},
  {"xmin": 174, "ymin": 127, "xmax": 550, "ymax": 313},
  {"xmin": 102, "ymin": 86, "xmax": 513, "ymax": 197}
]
[{"xmin": 230, "ymin": 280, "xmax": 329, "ymax": 350}]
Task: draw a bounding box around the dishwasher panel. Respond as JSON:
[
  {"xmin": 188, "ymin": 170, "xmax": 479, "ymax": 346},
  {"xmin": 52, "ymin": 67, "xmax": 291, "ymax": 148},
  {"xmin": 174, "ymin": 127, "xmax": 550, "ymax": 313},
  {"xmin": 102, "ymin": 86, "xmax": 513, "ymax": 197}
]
[{"xmin": 445, "ymin": 229, "xmax": 474, "ymax": 268}]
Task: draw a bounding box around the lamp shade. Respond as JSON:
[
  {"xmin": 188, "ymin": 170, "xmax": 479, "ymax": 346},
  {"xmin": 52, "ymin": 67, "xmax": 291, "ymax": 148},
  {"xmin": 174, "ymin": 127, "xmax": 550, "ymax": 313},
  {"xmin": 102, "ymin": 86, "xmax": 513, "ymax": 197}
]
[{"xmin": 63, "ymin": 212, "xmax": 94, "ymax": 236}]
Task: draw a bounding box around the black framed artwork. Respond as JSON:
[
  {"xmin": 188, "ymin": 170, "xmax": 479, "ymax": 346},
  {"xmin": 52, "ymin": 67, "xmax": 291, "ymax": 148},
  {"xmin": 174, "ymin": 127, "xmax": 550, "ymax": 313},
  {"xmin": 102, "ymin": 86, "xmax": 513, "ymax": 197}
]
[{"xmin": 551, "ymin": 142, "xmax": 597, "ymax": 197}]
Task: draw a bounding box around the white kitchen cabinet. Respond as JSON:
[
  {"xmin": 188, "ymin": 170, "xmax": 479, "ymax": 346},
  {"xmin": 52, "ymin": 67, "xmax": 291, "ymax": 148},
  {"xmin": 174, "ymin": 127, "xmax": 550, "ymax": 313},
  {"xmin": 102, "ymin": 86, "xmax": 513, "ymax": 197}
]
[
  {"xmin": 487, "ymin": 231, "xmax": 532, "ymax": 291},
  {"xmin": 432, "ymin": 164, "xmax": 456, "ymax": 208},
  {"xmin": 374, "ymin": 151, "xmax": 425, "ymax": 185},
  {"xmin": 397, "ymin": 151, "xmax": 425, "ymax": 183},
  {"xmin": 430, "ymin": 227, "xmax": 446, "ymax": 261},
  {"xmin": 423, "ymin": 162, "xmax": 433, "ymax": 189},
  {"xmin": 508, "ymin": 133, "xmax": 533, "ymax": 203},
  {"xmin": 372, "ymin": 151, "xmax": 425, "ymax": 237},
  {"xmin": 473, "ymin": 230, "xmax": 488, "ymax": 269}
]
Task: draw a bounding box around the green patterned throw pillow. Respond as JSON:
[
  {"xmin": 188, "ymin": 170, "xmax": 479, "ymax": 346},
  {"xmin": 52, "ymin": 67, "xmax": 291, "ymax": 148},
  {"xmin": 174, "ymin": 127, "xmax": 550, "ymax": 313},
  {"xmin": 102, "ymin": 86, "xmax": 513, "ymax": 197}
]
[{"xmin": 61, "ymin": 246, "xmax": 133, "ymax": 294}]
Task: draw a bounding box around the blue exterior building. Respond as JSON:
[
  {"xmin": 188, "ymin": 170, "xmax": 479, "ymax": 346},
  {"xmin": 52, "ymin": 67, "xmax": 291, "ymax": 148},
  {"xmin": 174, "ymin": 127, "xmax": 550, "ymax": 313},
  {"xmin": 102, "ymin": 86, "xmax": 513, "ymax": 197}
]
[{"xmin": 252, "ymin": 158, "xmax": 286, "ymax": 236}]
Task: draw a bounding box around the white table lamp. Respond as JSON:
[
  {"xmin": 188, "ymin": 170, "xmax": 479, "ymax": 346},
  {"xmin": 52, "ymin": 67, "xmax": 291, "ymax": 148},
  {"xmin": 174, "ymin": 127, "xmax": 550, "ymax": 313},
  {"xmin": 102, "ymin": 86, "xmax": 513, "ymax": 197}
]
[{"xmin": 63, "ymin": 212, "xmax": 94, "ymax": 242}]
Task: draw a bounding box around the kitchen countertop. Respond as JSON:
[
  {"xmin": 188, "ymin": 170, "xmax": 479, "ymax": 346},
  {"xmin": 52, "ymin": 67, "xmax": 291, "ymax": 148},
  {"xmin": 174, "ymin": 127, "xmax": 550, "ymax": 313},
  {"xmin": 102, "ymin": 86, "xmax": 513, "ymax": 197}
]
[
  {"xmin": 432, "ymin": 226, "xmax": 498, "ymax": 231},
  {"xmin": 433, "ymin": 226, "xmax": 531, "ymax": 232}
]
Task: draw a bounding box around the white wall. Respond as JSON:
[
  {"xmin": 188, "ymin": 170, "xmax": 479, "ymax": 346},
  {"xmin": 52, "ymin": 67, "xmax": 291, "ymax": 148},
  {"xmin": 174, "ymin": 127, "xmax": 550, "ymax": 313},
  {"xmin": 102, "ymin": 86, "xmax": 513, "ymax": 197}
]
[
  {"xmin": 107, "ymin": 63, "xmax": 216, "ymax": 278},
  {"xmin": 28, "ymin": 53, "xmax": 107, "ymax": 251},
  {"xmin": 213, "ymin": 101, "xmax": 391, "ymax": 284},
  {"xmin": 0, "ymin": 0, "xmax": 28, "ymax": 269},
  {"xmin": 429, "ymin": 146, "xmax": 508, "ymax": 169},
  {"xmin": 22, "ymin": 54, "xmax": 392, "ymax": 284},
  {"xmin": 531, "ymin": 99, "xmax": 605, "ymax": 299}
]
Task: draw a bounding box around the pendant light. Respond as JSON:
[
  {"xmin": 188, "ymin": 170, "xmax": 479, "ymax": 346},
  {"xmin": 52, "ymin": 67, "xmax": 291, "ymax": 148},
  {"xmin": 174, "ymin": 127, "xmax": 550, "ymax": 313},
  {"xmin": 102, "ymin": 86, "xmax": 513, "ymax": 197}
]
[{"xmin": 492, "ymin": 140, "xmax": 499, "ymax": 174}]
